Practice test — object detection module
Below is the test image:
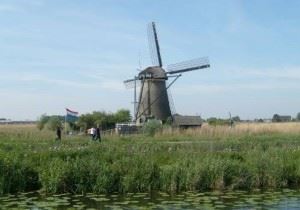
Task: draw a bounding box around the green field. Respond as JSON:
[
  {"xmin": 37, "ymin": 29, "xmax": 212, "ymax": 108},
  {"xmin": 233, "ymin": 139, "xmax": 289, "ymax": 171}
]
[{"xmin": 1, "ymin": 123, "xmax": 300, "ymax": 195}]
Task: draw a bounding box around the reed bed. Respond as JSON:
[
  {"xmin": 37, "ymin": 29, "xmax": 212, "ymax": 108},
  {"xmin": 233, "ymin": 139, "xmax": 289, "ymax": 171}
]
[
  {"xmin": 1, "ymin": 123, "xmax": 300, "ymax": 195},
  {"xmin": 161, "ymin": 122, "xmax": 300, "ymax": 137}
]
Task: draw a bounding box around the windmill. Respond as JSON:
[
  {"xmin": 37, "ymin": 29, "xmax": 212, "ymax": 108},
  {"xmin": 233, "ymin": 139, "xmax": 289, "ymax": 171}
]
[{"xmin": 124, "ymin": 22, "xmax": 210, "ymax": 124}]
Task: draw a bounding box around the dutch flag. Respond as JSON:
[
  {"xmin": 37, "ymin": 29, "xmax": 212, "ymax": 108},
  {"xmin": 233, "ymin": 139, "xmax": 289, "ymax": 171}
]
[{"xmin": 66, "ymin": 108, "xmax": 79, "ymax": 122}]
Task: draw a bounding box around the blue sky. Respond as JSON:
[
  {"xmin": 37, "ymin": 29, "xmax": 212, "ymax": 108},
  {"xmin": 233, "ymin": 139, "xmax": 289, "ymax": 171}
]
[{"xmin": 0, "ymin": 0, "xmax": 300, "ymax": 120}]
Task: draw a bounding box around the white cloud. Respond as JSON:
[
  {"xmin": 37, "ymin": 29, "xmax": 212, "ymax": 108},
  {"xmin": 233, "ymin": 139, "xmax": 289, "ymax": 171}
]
[
  {"xmin": 0, "ymin": 71, "xmax": 126, "ymax": 92},
  {"xmin": 0, "ymin": 0, "xmax": 44, "ymax": 12},
  {"xmin": 0, "ymin": 4, "xmax": 20, "ymax": 12},
  {"xmin": 171, "ymin": 66, "xmax": 300, "ymax": 95},
  {"xmin": 173, "ymin": 82, "xmax": 300, "ymax": 95},
  {"xmin": 244, "ymin": 67, "xmax": 300, "ymax": 80},
  {"xmin": 227, "ymin": 0, "xmax": 246, "ymax": 32},
  {"xmin": 26, "ymin": 0, "xmax": 45, "ymax": 7},
  {"xmin": 210, "ymin": 65, "xmax": 300, "ymax": 81}
]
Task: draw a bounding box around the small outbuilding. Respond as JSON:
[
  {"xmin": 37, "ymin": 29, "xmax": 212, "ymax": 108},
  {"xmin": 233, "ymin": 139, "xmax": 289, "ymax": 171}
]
[
  {"xmin": 172, "ymin": 114, "xmax": 202, "ymax": 129},
  {"xmin": 272, "ymin": 114, "xmax": 292, "ymax": 122}
]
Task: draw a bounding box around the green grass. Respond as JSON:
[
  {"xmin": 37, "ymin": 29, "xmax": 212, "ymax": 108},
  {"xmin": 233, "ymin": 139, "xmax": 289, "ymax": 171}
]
[{"xmin": 1, "ymin": 124, "xmax": 300, "ymax": 195}]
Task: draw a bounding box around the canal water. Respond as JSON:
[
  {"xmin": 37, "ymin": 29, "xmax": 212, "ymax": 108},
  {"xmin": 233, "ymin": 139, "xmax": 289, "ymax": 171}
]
[{"xmin": 1, "ymin": 189, "xmax": 300, "ymax": 209}]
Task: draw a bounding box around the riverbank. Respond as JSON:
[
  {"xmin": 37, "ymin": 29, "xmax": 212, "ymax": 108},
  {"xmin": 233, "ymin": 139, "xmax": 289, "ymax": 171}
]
[{"xmin": 1, "ymin": 123, "xmax": 300, "ymax": 195}]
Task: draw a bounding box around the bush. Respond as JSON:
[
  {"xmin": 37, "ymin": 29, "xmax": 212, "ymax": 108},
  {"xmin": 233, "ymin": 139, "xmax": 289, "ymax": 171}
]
[
  {"xmin": 142, "ymin": 120, "xmax": 162, "ymax": 136},
  {"xmin": 0, "ymin": 159, "xmax": 40, "ymax": 194},
  {"xmin": 37, "ymin": 114, "xmax": 50, "ymax": 130},
  {"xmin": 39, "ymin": 158, "xmax": 70, "ymax": 193},
  {"xmin": 207, "ymin": 118, "xmax": 231, "ymax": 126},
  {"xmin": 37, "ymin": 115, "xmax": 64, "ymax": 131},
  {"xmin": 78, "ymin": 109, "xmax": 131, "ymax": 131},
  {"xmin": 46, "ymin": 116, "xmax": 63, "ymax": 131}
]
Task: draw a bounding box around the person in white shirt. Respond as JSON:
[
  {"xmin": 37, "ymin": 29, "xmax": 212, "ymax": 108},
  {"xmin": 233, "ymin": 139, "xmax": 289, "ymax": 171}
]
[{"xmin": 90, "ymin": 127, "xmax": 96, "ymax": 140}]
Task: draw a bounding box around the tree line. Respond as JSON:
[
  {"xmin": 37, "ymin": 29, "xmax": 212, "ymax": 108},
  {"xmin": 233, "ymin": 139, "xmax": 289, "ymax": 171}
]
[
  {"xmin": 37, "ymin": 111, "xmax": 300, "ymax": 131},
  {"xmin": 272, "ymin": 113, "xmax": 300, "ymax": 122},
  {"xmin": 37, "ymin": 109, "xmax": 131, "ymax": 131}
]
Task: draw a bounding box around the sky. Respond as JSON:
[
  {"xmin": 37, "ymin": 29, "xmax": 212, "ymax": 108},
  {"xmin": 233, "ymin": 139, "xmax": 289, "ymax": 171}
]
[{"xmin": 0, "ymin": 0, "xmax": 300, "ymax": 120}]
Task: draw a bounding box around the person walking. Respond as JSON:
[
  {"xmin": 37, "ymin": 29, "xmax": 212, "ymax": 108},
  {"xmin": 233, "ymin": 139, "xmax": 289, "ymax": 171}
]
[
  {"xmin": 95, "ymin": 126, "xmax": 101, "ymax": 142},
  {"xmin": 90, "ymin": 127, "xmax": 96, "ymax": 140},
  {"xmin": 56, "ymin": 126, "xmax": 61, "ymax": 141}
]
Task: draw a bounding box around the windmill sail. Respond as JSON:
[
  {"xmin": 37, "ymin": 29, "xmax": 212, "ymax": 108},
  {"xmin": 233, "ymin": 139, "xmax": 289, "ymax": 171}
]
[
  {"xmin": 167, "ymin": 88, "xmax": 176, "ymax": 116},
  {"xmin": 148, "ymin": 22, "xmax": 163, "ymax": 67},
  {"xmin": 123, "ymin": 77, "xmax": 141, "ymax": 89},
  {"xmin": 166, "ymin": 57, "xmax": 210, "ymax": 74}
]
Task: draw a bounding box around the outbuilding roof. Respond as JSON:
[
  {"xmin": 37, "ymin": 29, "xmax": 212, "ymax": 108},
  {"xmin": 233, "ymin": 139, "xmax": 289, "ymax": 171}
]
[{"xmin": 173, "ymin": 114, "xmax": 202, "ymax": 126}]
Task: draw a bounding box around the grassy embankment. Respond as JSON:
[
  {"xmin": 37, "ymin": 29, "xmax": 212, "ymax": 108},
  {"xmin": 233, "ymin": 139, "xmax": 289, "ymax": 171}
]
[{"xmin": 1, "ymin": 123, "xmax": 300, "ymax": 195}]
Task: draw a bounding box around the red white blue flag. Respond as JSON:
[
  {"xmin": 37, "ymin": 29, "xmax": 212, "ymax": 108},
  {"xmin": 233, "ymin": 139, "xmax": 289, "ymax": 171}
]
[{"xmin": 66, "ymin": 108, "xmax": 79, "ymax": 122}]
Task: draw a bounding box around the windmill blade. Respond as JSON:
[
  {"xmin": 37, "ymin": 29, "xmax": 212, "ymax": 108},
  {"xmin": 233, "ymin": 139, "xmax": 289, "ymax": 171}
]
[
  {"xmin": 166, "ymin": 57, "xmax": 210, "ymax": 74},
  {"xmin": 124, "ymin": 78, "xmax": 141, "ymax": 89},
  {"xmin": 148, "ymin": 22, "xmax": 163, "ymax": 67}
]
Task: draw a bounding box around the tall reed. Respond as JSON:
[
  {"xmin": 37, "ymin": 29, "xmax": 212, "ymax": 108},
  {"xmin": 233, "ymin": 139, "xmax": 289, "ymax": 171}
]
[{"xmin": 1, "ymin": 123, "xmax": 300, "ymax": 194}]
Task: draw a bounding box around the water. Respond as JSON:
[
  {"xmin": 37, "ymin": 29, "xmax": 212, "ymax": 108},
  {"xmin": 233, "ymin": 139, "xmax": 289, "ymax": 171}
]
[{"xmin": 1, "ymin": 189, "xmax": 300, "ymax": 209}]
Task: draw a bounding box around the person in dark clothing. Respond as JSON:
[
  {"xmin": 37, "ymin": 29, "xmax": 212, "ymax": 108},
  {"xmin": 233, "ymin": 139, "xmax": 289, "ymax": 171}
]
[
  {"xmin": 95, "ymin": 126, "xmax": 101, "ymax": 142},
  {"xmin": 56, "ymin": 126, "xmax": 61, "ymax": 141}
]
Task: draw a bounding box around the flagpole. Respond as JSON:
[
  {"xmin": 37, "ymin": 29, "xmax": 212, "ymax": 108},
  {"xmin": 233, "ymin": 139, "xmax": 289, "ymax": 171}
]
[{"xmin": 65, "ymin": 109, "xmax": 67, "ymax": 135}]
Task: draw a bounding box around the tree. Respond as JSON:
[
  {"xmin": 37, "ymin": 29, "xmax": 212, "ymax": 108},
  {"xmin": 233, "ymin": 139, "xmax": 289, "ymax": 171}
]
[
  {"xmin": 77, "ymin": 113, "xmax": 95, "ymax": 131},
  {"xmin": 37, "ymin": 114, "xmax": 64, "ymax": 131},
  {"xmin": 297, "ymin": 113, "xmax": 300, "ymax": 121},
  {"xmin": 207, "ymin": 117, "xmax": 229, "ymax": 126},
  {"xmin": 37, "ymin": 114, "xmax": 50, "ymax": 130},
  {"xmin": 232, "ymin": 116, "xmax": 241, "ymax": 122},
  {"xmin": 272, "ymin": 114, "xmax": 281, "ymax": 122},
  {"xmin": 257, "ymin": 119, "xmax": 264, "ymax": 123},
  {"xmin": 114, "ymin": 109, "xmax": 131, "ymax": 123},
  {"xmin": 77, "ymin": 109, "xmax": 131, "ymax": 131},
  {"xmin": 46, "ymin": 116, "xmax": 63, "ymax": 131}
]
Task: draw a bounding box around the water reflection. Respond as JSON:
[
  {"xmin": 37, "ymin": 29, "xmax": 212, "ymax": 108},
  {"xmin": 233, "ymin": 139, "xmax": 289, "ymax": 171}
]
[{"xmin": 0, "ymin": 189, "xmax": 300, "ymax": 209}]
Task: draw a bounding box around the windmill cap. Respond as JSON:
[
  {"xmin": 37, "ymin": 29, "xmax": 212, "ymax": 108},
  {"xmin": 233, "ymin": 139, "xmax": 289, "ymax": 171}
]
[{"xmin": 138, "ymin": 66, "xmax": 167, "ymax": 79}]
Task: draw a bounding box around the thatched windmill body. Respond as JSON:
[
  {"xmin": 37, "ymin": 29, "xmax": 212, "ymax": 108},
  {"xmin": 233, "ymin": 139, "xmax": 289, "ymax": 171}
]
[{"xmin": 124, "ymin": 22, "xmax": 210, "ymax": 124}]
